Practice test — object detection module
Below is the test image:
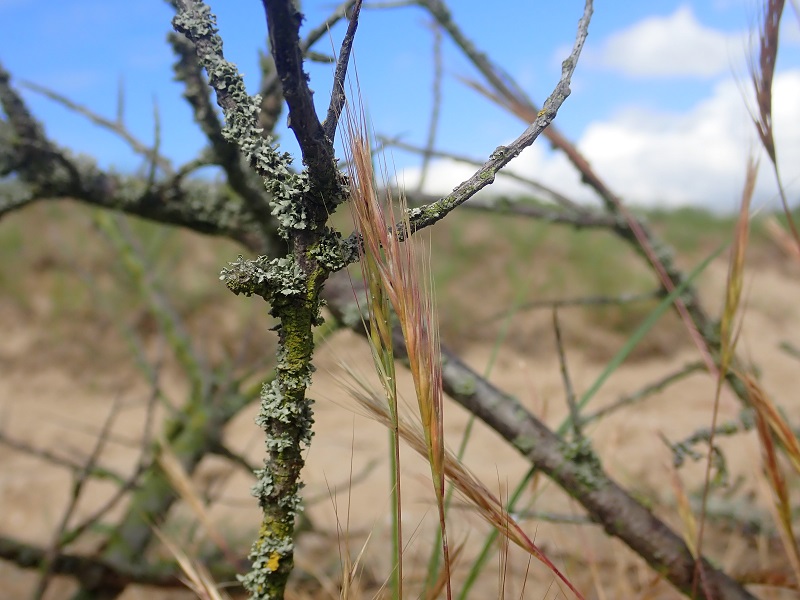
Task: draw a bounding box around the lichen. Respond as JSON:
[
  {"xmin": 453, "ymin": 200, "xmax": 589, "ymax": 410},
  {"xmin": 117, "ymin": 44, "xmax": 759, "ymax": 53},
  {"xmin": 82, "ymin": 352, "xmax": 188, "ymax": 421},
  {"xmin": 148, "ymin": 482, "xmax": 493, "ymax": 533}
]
[
  {"xmin": 559, "ymin": 437, "xmax": 605, "ymax": 492},
  {"xmin": 269, "ymin": 172, "xmax": 310, "ymax": 238},
  {"xmin": 219, "ymin": 255, "xmax": 305, "ymax": 300},
  {"xmin": 451, "ymin": 373, "xmax": 477, "ymax": 396},
  {"xmin": 308, "ymin": 227, "xmax": 359, "ymax": 273}
]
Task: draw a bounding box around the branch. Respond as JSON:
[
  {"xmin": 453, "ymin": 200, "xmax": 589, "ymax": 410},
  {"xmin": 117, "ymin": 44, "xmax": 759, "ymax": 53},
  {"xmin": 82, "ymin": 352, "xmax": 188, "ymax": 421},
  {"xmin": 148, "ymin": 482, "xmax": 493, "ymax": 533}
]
[
  {"xmin": 260, "ymin": 0, "xmax": 360, "ymax": 126},
  {"xmin": 167, "ymin": 30, "xmax": 280, "ymax": 244},
  {"xmin": 404, "ymin": 0, "xmax": 593, "ymax": 234},
  {"xmin": 322, "ymin": 276, "xmax": 756, "ymax": 600},
  {"xmin": 261, "ymin": 0, "xmax": 343, "ymax": 212},
  {"xmin": 0, "ymin": 536, "xmax": 184, "ymax": 588},
  {"xmin": 0, "ymin": 62, "xmax": 267, "ymax": 250},
  {"xmin": 323, "ymin": 0, "xmax": 363, "ymax": 141},
  {"xmin": 381, "ymin": 135, "xmax": 586, "ymax": 213},
  {"xmin": 33, "ymin": 398, "xmax": 124, "ymax": 599}
]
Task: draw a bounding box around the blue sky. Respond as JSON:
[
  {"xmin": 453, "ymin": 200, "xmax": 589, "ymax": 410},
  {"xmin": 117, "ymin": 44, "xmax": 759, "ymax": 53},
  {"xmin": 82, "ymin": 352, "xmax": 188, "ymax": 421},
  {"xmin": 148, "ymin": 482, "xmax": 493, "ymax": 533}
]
[{"xmin": 1, "ymin": 1, "xmax": 799, "ymax": 211}]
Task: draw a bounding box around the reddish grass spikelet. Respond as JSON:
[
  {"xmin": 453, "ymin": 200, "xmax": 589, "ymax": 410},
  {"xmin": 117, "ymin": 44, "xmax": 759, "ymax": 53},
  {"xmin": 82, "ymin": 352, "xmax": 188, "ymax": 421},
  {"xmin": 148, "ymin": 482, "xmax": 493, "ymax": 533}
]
[
  {"xmin": 343, "ymin": 372, "xmax": 585, "ymax": 600},
  {"xmin": 343, "ymin": 102, "xmax": 404, "ymax": 597},
  {"xmin": 749, "ymin": 0, "xmax": 800, "ymax": 250},
  {"xmin": 743, "ymin": 373, "xmax": 800, "ymax": 476},
  {"xmin": 746, "ymin": 373, "xmax": 800, "ymax": 586},
  {"xmin": 342, "ymin": 91, "xmax": 450, "ymax": 597}
]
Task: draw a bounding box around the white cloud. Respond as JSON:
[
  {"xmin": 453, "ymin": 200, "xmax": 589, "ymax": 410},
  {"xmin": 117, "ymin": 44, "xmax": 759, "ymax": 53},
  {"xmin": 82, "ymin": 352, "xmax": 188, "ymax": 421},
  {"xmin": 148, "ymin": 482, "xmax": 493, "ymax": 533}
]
[
  {"xmin": 401, "ymin": 70, "xmax": 800, "ymax": 212},
  {"xmin": 588, "ymin": 6, "xmax": 746, "ymax": 79}
]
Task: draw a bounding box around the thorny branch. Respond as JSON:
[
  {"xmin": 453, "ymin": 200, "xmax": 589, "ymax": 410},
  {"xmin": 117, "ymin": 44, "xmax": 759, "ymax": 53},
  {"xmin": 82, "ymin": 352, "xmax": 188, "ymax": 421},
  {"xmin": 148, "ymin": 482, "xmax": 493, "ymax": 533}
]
[
  {"xmin": 261, "ymin": 0, "xmax": 342, "ymax": 213},
  {"xmin": 401, "ymin": 1, "xmax": 594, "ymax": 235},
  {"xmin": 322, "ymin": 0, "xmax": 363, "ymax": 141}
]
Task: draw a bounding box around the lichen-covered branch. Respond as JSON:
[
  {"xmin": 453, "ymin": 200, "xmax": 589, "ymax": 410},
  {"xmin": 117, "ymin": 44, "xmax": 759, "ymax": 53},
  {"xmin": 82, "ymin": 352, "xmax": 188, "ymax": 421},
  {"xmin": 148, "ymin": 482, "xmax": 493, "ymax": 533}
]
[
  {"xmin": 0, "ymin": 62, "xmax": 268, "ymax": 250},
  {"xmin": 173, "ymin": 2, "xmax": 351, "ymax": 598},
  {"xmin": 402, "ymin": 0, "xmax": 593, "ymax": 234},
  {"xmin": 438, "ymin": 348, "xmax": 755, "ymax": 600},
  {"xmin": 322, "ymin": 0, "xmax": 363, "ymax": 141},
  {"xmin": 416, "ymin": 0, "xmax": 731, "ymax": 392},
  {"xmin": 168, "ymin": 29, "xmax": 280, "ymax": 245},
  {"xmin": 403, "ymin": 189, "xmax": 621, "ymax": 229},
  {"xmin": 261, "ymin": 0, "xmax": 345, "ymax": 215}
]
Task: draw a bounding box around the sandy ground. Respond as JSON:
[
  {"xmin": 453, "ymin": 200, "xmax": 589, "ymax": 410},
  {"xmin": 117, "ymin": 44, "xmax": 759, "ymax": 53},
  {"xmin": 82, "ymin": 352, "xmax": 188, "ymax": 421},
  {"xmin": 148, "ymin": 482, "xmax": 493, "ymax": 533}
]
[{"xmin": 2, "ymin": 215, "xmax": 800, "ymax": 598}]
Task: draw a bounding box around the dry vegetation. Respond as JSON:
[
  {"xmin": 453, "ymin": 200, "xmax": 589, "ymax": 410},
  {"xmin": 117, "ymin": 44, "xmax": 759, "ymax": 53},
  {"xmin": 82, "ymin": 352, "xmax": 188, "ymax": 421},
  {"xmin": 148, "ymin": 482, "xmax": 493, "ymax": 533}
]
[
  {"xmin": 2, "ymin": 199, "xmax": 800, "ymax": 599},
  {"xmin": 2, "ymin": 0, "xmax": 800, "ymax": 599}
]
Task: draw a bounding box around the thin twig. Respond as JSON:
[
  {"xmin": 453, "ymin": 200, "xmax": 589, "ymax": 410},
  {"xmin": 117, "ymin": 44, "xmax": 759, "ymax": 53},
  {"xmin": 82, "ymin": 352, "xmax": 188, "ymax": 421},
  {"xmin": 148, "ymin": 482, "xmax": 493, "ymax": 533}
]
[
  {"xmin": 552, "ymin": 309, "xmax": 582, "ymax": 439},
  {"xmin": 402, "ymin": 1, "xmax": 594, "ymax": 235},
  {"xmin": 383, "ymin": 135, "xmax": 586, "ymax": 213},
  {"xmin": 323, "ymin": 0, "xmax": 364, "ymax": 141},
  {"xmin": 583, "ymin": 361, "xmax": 705, "ymax": 424},
  {"xmin": 417, "ymin": 20, "xmax": 443, "ymax": 193},
  {"xmin": 403, "ymin": 189, "xmax": 619, "ymax": 230},
  {"xmin": 32, "ymin": 397, "xmax": 124, "ymax": 599},
  {"xmin": 0, "ymin": 433, "xmax": 128, "ymax": 485},
  {"xmin": 20, "ymin": 80, "xmax": 173, "ymax": 174},
  {"xmin": 483, "ymin": 289, "xmax": 662, "ymax": 325}
]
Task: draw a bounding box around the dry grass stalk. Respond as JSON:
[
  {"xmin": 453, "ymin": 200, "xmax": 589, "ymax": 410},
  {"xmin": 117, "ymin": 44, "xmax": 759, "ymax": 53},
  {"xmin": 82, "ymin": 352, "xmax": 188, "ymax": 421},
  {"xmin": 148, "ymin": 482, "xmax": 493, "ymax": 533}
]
[
  {"xmin": 750, "ymin": 0, "xmax": 800, "ymax": 249},
  {"xmin": 325, "ymin": 465, "xmax": 373, "ymax": 600},
  {"xmin": 669, "ymin": 464, "xmax": 699, "ymax": 559},
  {"xmin": 747, "ymin": 374, "xmax": 800, "ymax": 587},
  {"xmin": 765, "ymin": 216, "xmax": 800, "ymax": 260},
  {"xmin": 694, "ymin": 158, "xmax": 758, "ymax": 595},
  {"xmin": 157, "ymin": 440, "xmax": 238, "ymax": 565},
  {"xmin": 719, "ymin": 159, "xmax": 757, "ymax": 374},
  {"xmin": 343, "ymin": 93, "xmax": 450, "ymax": 596},
  {"xmin": 341, "ymin": 371, "xmax": 585, "ymax": 599},
  {"xmin": 153, "ymin": 526, "xmax": 231, "ymax": 600}
]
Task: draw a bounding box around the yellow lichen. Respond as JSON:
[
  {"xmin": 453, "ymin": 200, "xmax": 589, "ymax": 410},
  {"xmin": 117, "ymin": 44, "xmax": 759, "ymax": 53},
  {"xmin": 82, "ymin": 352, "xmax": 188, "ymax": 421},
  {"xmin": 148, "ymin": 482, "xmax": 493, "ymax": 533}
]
[{"xmin": 267, "ymin": 551, "xmax": 281, "ymax": 572}]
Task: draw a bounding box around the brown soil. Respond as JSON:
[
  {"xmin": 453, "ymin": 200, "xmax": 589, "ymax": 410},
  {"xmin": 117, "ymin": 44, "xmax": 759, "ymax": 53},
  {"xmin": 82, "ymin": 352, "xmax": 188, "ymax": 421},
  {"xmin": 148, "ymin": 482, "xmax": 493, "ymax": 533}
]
[{"xmin": 1, "ymin": 204, "xmax": 799, "ymax": 599}]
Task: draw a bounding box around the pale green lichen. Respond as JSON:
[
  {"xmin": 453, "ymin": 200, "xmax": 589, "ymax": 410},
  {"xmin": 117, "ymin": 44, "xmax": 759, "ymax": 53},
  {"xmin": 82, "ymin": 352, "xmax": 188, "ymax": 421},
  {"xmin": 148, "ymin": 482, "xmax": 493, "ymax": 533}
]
[
  {"xmin": 451, "ymin": 373, "xmax": 477, "ymax": 396},
  {"xmin": 269, "ymin": 172, "xmax": 310, "ymax": 238},
  {"xmin": 239, "ymin": 366, "xmax": 315, "ymax": 600},
  {"xmin": 559, "ymin": 437, "xmax": 605, "ymax": 492},
  {"xmin": 308, "ymin": 228, "xmax": 359, "ymax": 272},
  {"xmin": 220, "ymin": 255, "xmax": 305, "ymax": 300},
  {"xmin": 174, "ymin": 4, "xmax": 328, "ymax": 599},
  {"xmin": 174, "ymin": 2, "xmax": 306, "ymax": 233}
]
